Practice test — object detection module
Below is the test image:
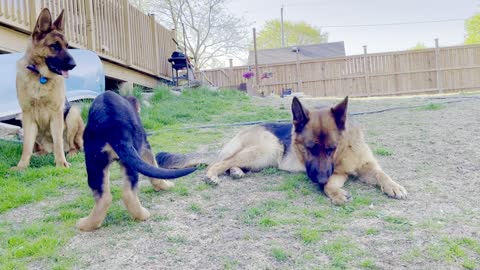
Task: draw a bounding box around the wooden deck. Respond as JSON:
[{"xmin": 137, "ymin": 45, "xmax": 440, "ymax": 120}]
[{"xmin": 0, "ymin": 0, "xmax": 176, "ymax": 88}]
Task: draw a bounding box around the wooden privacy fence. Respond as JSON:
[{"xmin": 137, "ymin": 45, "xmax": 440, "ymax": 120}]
[
  {"xmin": 0, "ymin": 0, "xmax": 176, "ymax": 79},
  {"xmin": 197, "ymin": 44, "xmax": 480, "ymax": 97}
]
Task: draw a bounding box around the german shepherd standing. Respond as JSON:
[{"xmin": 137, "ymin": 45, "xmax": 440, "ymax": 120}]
[
  {"xmin": 13, "ymin": 8, "xmax": 84, "ymax": 170},
  {"xmin": 157, "ymin": 97, "xmax": 407, "ymax": 205},
  {"xmin": 77, "ymin": 92, "xmax": 196, "ymax": 231}
]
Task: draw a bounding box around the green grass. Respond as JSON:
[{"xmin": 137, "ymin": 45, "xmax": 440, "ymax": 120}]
[
  {"xmin": 401, "ymin": 236, "xmax": 480, "ymax": 268},
  {"xmin": 365, "ymin": 228, "xmax": 379, "ymax": 235},
  {"xmin": 426, "ymin": 237, "xmax": 480, "ymax": 267},
  {"xmin": 0, "ymin": 86, "xmax": 292, "ymax": 269},
  {"xmin": 188, "ymin": 203, "xmax": 202, "ymax": 213},
  {"xmin": 299, "ymin": 228, "xmax": 320, "ymax": 244},
  {"xmin": 0, "ymin": 141, "xmax": 86, "ymax": 214},
  {"xmin": 373, "ymin": 147, "xmax": 393, "ymax": 156},
  {"xmin": 167, "ymin": 235, "xmax": 188, "ymax": 244},
  {"xmin": 259, "ymin": 217, "xmax": 279, "ymax": 228},
  {"xmin": 320, "ymin": 237, "xmax": 362, "ymax": 269},
  {"xmin": 416, "ymin": 103, "xmax": 445, "ymax": 111},
  {"xmin": 261, "ymin": 167, "xmax": 282, "ymax": 175},
  {"xmin": 273, "ymin": 174, "xmax": 315, "ymax": 199},
  {"xmin": 242, "ymin": 200, "xmax": 289, "ymax": 225},
  {"xmin": 383, "ymin": 216, "xmax": 412, "ymax": 231},
  {"xmin": 171, "ymin": 182, "xmax": 190, "ymax": 196},
  {"xmin": 359, "ymin": 259, "xmax": 378, "ymax": 269},
  {"xmin": 271, "ymin": 247, "xmax": 290, "ymax": 262},
  {"xmin": 140, "ymin": 87, "xmax": 289, "ymax": 131}
]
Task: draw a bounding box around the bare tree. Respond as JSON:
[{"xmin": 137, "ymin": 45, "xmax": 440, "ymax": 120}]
[
  {"xmin": 133, "ymin": 0, "xmax": 250, "ymax": 70},
  {"xmin": 129, "ymin": 0, "xmax": 153, "ymax": 13}
]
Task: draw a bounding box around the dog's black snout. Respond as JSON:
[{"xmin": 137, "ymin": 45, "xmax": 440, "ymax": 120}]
[
  {"xmin": 306, "ymin": 161, "xmax": 334, "ymax": 185},
  {"xmin": 65, "ymin": 57, "xmax": 76, "ymax": 70},
  {"xmin": 316, "ymin": 172, "xmax": 330, "ymax": 185},
  {"xmin": 307, "ymin": 166, "xmax": 319, "ymax": 183}
]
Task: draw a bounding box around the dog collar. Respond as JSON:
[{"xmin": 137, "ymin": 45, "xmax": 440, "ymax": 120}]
[{"xmin": 26, "ymin": 65, "xmax": 48, "ymax": 84}]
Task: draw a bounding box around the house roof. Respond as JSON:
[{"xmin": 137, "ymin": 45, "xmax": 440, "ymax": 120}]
[{"xmin": 248, "ymin": 41, "xmax": 346, "ymax": 65}]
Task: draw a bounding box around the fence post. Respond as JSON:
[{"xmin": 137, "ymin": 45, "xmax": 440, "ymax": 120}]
[
  {"xmin": 393, "ymin": 54, "xmax": 399, "ymax": 93},
  {"xmin": 150, "ymin": 15, "xmax": 160, "ymax": 75},
  {"xmin": 294, "ymin": 47, "xmax": 302, "ymax": 93},
  {"xmin": 251, "ymin": 27, "xmax": 260, "ymax": 96},
  {"xmin": 363, "ymin": 45, "xmax": 370, "ymax": 95},
  {"xmin": 229, "ymin": 58, "xmax": 233, "ymax": 87},
  {"xmin": 84, "ymin": 0, "xmax": 96, "ymax": 51},
  {"xmin": 122, "ymin": 0, "xmax": 132, "ymax": 66},
  {"xmin": 28, "ymin": 0, "xmax": 37, "ymax": 30},
  {"xmin": 434, "ymin": 38, "xmax": 443, "ymax": 93}
]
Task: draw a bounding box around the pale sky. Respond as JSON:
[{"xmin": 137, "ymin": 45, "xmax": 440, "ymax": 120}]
[{"xmin": 226, "ymin": 0, "xmax": 478, "ymax": 63}]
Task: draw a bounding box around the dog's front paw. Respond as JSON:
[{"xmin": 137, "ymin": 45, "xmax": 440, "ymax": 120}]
[
  {"xmin": 133, "ymin": 207, "xmax": 151, "ymax": 221},
  {"xmin": 381, "ymin": 182, "xmax": 408, "ymax": 199},
  {"xmin": 11, "ymin": 161, "xmax": 28, "ymax": 171},
  {"xmin": 328, "ymin": 189, "xmax": 352, "ymax": 205},
  {"xmin": 76, "ymin": 217, "xmax": 101, "ymax": 232},
  {"xmin": 151, "ymin": 179, "xmax": 174, "ymax": 191},
  {"xmin": 229, "ymin": 167, "xmax": 245, "ymax": 179},
  {"xmin": 204, "ymin": 175, "xmax": 220, "ymax": 186},
  {"xmin": 56, "ymin": 160, "xmax": 71, "ymax": 168},
  {"xmin": 11, "ymin": 165, "xmax": 27, "ymax": 171}
]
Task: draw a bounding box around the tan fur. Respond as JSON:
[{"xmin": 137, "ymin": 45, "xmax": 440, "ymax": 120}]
[
  {"xmin": 121, "ymin": 167, "xmax": 151, "ymax": 221},
  {"xmin": 322, "ymin": 121, "xmax": 407, "ymax": 204},
  {"xmin": 12, "ymin": 8, "xmax": 84, "ymax": 170},
  {"xmin": 205, "ymin": 125, "xmax": 304, "ymax": 185},
  {"xmin": 76, "ymin": 166, "xmax": 112, "ymax": 232},
  {"xmin": 205, "ymin": 98, "xmax": 407, "ymax": 204}
]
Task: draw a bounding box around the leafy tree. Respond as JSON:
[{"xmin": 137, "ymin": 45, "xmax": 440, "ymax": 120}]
[
  {"xmin": 465, "ymin": 14, "xmax": 480, "ymax": 44},
  {"xmin": 409, "ymin": 42, "xmax": 427, "ymax": 50},
  {"xmin": 256, "ymin": 19, "xmax": 328, "ymax": 49}
]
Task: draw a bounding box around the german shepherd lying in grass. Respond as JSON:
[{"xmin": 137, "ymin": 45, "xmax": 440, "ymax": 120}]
[
  {"xmin": 13, "ymin": 8, "xmax": 84, "ymax": 170},
  {"xmin": 157, "ymin": 97, "xmax": 407, "ymax": 205},
  {"xmin": 77, "ymin": 92, "xmax": 196, "ymax": 231}
]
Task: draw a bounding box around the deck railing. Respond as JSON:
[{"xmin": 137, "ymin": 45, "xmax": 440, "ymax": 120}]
[{"xmin": 0, "ymin": 0, "xmax": 175, "ymax": 79}]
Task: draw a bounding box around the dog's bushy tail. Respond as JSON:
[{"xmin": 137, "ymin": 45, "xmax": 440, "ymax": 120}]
[
  {"xmin": 156, "ymin": 152, "xmax": 214, "ymax": 169},
  {"xmin": 112, "ymin": 143, "xmax": 196, "ymax": 179}
]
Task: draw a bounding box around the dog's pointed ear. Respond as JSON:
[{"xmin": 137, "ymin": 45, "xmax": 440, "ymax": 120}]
[
  {"xmin": 331, "ymin": 96, "xmax": 348, "ymax": 130},
  {"xmin": 53, "ymin": 10, "xmax": 65, "ymax": 32},
  {"xmin": 33, "ymin": 8, "xmax": 53, "ymax": 39},
  {"xmin": 291, "ymin": 97, "xmax": 309, "ymax": 132}
]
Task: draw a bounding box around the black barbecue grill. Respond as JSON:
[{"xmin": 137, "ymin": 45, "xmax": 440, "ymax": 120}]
[{"xmin": 168, "ymin": 51, "xmax": 189, "ymax": 86}]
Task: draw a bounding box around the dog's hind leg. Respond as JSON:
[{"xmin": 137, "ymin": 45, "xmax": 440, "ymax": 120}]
[
  {"xmin": 229, "ymin": 167, "xmax": 245, "ymax": 179},
  {"xmin": 141, "ymin": 146, "xmax": 175, "ymax": 191},
  {"xmin": 121, "ymin": 165, "xmax": 150, "ymax": 221},
  {"xmin": 77, "ymin": 153, "xmax": 112, "ymax": 232},
  {"xmin": 206, "ymin": 146, "xmax": 276, "ymax": 185},
  {"xmin": 65, "ymin": 107, "xmax": 84, "ymax": 157},
  {"xmin": 324, "ymin": 173, "xmax": 351, "ymax": 205},
  {"xmin": 13, "ymin": 113, "xmax": 38, "ymax": 170},
  {"xmin": 357, "ymin": 161, "xmax": 407, "ymax": 199}
]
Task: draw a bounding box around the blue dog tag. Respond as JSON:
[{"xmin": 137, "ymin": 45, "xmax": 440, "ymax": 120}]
[{"xmin": 39, "ymin": 76, "xmax": 48, "ymax": 84}]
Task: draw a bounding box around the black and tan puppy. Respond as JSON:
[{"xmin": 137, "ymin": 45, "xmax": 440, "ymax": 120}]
[
  {"xmin": 157, "ymin": 97, "xmax": 407, "ymax": 205},
  {"xmin": 77, "ymin": 91, "xmax": 196, "ymax": 231},
  {"xmin": 13, "ymin": 8, "xmax": 84, "ymax": 170}
]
